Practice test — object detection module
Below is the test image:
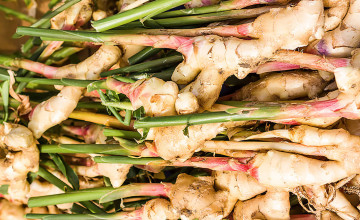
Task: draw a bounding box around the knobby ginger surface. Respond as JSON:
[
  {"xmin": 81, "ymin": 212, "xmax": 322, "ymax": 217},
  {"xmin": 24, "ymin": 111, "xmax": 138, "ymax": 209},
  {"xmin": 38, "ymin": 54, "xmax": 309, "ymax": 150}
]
[
  {"xmin": 0, "ymin": 123, "xmax": 39, "ymax": 204},
  {"xmin": 173, "ymin": 0, "xmax": 324, "ymax": 109}
]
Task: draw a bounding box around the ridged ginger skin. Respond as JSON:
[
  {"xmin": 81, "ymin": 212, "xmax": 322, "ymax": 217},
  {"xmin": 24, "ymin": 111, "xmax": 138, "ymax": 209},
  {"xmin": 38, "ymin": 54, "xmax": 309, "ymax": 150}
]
[
  {"xmin": 169, "ymin": 174, "xmax": 231, "ymax": 220},
  {"xmin": 142, "ymin": 198, "xmax": 179, "ymax": 220},
  {"xmin": 150, "ymin": 121, "xmax": 251, "ymax": 161},
  {"xmin": 106, "ymin": 77, "xmax": 179, "ymax": 117},
  {"xmin": 323, "ymin": 0, "xmax": 349, "ymax": 31},
  {"xmin": 51, "ymin": 0, "xmax": 93, "ymax": 30},
  {"xmin": 0, "ymin": 198, "xmax": 27, "ymax": 220},
  {"xmin": 246, "ymin": 125, "xmax": 360, "ymax": 188},
  {"xmin": 307, "ymin": 0, "xmax": 360, "ymax": 57},
  {"xmin": 227, "ymin": 70, "xmax": 327, "ymax": 101},
  {"xmin": 175, "ymin": 92, "xmax": 199, "ymax": 115},
  {"xmin": 213, "ymin": 171, "xmax": 266, "ymax": 201},
  {"xmin": 75, "ymin": 163, "xmax": 132, "ymax": 188},
  {"xmin": 173, "ymin": 0, "xmax": 324, "ymax": 109},
  {"xmin": 0, "ymin": 123, "xmax": 39, "ymax": 204},
  {"xmin": 233, "ymin": 189, "xmax": 290, "ymax": 220}
]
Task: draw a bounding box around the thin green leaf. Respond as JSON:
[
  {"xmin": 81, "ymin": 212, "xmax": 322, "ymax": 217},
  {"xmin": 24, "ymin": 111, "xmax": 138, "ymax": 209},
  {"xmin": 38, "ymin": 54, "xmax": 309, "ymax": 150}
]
[
  {"xmin": 101, "ymin": 101, "xmax": 133, "ymax": 110},
  {"xmin": 98, "ymin": 90, "xmax": 125, "ymax": 124},
  {"xmin": 49, "ymin": 153, "xmax": 80, "ymax": 190},
  {"xmin": 37, "ymin": 166, "xmax": 105, "ymax": 213},
  {"xmin": 112, "ymin": 76, "xmax": 135, "ymax": 83},
  {"xmin": 133, "ymin": 106, "xmax": 145, "ymax": 120},
  {"xmin": 49, "ymin": 153, "xmax": 66, "ymax": 175},
  {"xmin": 103, "ymin": 177, "xmax": 112, "ymax": 187},
  {"xmin": 71, "ymin": 203, "xmax": 91, "ymax": 214},
  {"xmin": 1, "ymin": 80, "xmax": 10, "ymax": 122},
  {"xmin": 182, "ymin": 124, "xmax": 190, "ymax": 138},
  {"xmin": 106, "ymin": 90, "xmax": 120, "ymax": 102}
]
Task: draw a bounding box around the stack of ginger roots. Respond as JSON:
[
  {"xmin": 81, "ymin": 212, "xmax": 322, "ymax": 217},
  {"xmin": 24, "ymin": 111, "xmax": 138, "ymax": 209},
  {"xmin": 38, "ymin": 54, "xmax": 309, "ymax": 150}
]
[{"xmin": 5, "ymin": 0, "xmax": 360, "ymax": 219}]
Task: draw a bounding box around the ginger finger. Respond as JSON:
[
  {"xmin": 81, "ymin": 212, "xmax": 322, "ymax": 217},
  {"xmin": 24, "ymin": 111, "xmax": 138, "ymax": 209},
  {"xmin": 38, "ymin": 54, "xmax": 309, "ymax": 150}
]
[
  {"xmin": 306, "ymin": 0, "xmax": 359, "ymax": 57},
  {"xmin": 233, "ymin": 189, "xmax": 290, "ymax": 220},
  {"xmin": 0, "ymin": 123, "xmax": 39, "ymax": 204},
  {"xmin": 224, "ymin": 70, "xmax": 328, "ymax": 102}
]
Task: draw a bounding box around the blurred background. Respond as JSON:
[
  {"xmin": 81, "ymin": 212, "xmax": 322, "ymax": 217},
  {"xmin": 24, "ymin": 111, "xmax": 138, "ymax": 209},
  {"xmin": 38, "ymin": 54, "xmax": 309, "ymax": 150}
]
[{"xmin": 0, "ymin": 0, "xmax": 48, "ymax": 54}]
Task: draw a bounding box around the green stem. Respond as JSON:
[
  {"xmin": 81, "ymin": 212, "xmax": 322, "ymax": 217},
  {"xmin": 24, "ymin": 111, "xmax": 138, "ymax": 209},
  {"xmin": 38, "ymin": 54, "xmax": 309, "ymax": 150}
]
[
  {"xmin": 28, "ymin": 187, "xmax": 113, "ymax": 207},
  {"xmin": 28, "ymin": 183, "xmax": 170, "ymax": 207},
  {"xmin": 0, "ymin": 55, "xmax": 15, "ymax": 66},
  {"xmin": 134, "ymin": 99, "xmax": 350, "ymax": 128},
  {"xmin": 27, "ymin": 209, "xmax": 143, "ymax": 219},
  {"xmin": 16, "ymin": 27, "xmax": 105, "ymax": 42},
  {"xmin": 128, "ymin": 47, "xmax": 162, "ymax": 65},
  {"xmin": 0, "ymin": 4, "xmax": 36, "ymax": 23},
  {"xmin": 37, "ymin": 166, "xmax": 105, "ymax": 213},
  {"xmin": 100, "ymin": 55, "xmax": 182, "ymax": 77},
  {"xmin": 45, "ymin": 47, "xmax": 83, "ymax": 65},
  {"xmin": 0, "ymin": 95, "xmax": 104, "ymax": 111},
  {"xmin": 22, "ymin": 38, "xmax": 36, "ymax": 54},
  {"xmin": 116, "ymin": 6, "xmax": 273, "ymax": 28},
  {"xmin": 133, "ymin": 110, "xmax": 264, "ymax": 128},
  {"xmin": 94, "ymin": 156, "xmax": 163, "ymax": 165},
  {"xmin": 94, "ymin": 156, "xmax": 250, "ymax": 173},
  {"xmin": 37, "ymin": 166, "xmax": 68, "ymax": 190},
  {"xmin": 15, "ymin": 45, "xmax": 45, "ymax": 92},
  {"xmin": 40, "ymin": 144, "xmax": 137, "ymax": 155},
  {"xmin": 91, "ymin": 0, "xmax": 192, "ymax": 32},
  {"xmin": 103, "ymin": 128, "xmax": 141, "ymax": 139},
  {"xmin": 124, "ymin": 109, "xmax": 132, "ymax": 126},
  {"xmin": 154, "ymin": 0, "xmax": 269, "ymax": 18},
  {"xmin": 130, "ymin": 67, "xmax": 174, "ymax": 81},
  {"xmin": 101, "ymin": 101, "xmax": 133, "ymax": 110},
  {"xmin": 15, "ymin": 72, "xmax": 38, "ymax": 93},
  {"xmin": 0, "ymin": 71, "xmax": 96, "ymax": 87}
]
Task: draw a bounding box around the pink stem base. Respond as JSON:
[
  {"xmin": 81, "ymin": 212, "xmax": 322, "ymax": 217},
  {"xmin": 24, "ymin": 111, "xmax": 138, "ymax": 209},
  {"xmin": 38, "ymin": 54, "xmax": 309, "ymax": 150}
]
[
  {"xmin": 16, "ymin": 59, "xmax": 58, "ymax": 78},
  {"xmin": 157, "ymin": 157, "xmax": 252, "ymax": 172},
  {"xmin": 260, "ymin": 50, "xmax": 351, "ymax": 73}
]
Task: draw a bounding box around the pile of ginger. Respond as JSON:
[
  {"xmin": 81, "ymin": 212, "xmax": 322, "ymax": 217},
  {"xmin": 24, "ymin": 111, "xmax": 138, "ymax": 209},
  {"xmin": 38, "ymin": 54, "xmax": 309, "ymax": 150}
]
[{"xmin": 5, "ymin": 0, "xmax": 360, "ymax": 219}]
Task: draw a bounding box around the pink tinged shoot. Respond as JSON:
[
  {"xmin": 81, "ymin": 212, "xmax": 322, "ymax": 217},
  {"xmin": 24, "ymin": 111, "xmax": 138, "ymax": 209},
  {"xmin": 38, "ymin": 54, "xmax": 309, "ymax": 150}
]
[
  {"xmin": 257, "ymin": 50, "xmax": 351, "ymax": 74},
  {"xmin": 99, "ymin": 183, "xmax": 172, "ymax": 203}
]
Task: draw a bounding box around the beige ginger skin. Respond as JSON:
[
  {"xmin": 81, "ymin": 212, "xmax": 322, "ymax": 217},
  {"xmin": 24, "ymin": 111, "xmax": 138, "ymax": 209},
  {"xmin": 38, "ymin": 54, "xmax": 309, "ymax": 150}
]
[
  {"xmin": 233, "ymin": 189, "xmax": 290, "ymax": 220},
  {"xmin": 0, "ymin": 123, "xmax": 39, "ymax": 204},
  {"xmin": 226, "ymin": 70, "xmax": 328, "ymax": 102},
  {"xmin": 172, "ymin": 0, "xmax": 324, "ymax": 109},
  {"xmin": 28, "ymin": 45, "xmax": 121, "ymax": 139}
]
